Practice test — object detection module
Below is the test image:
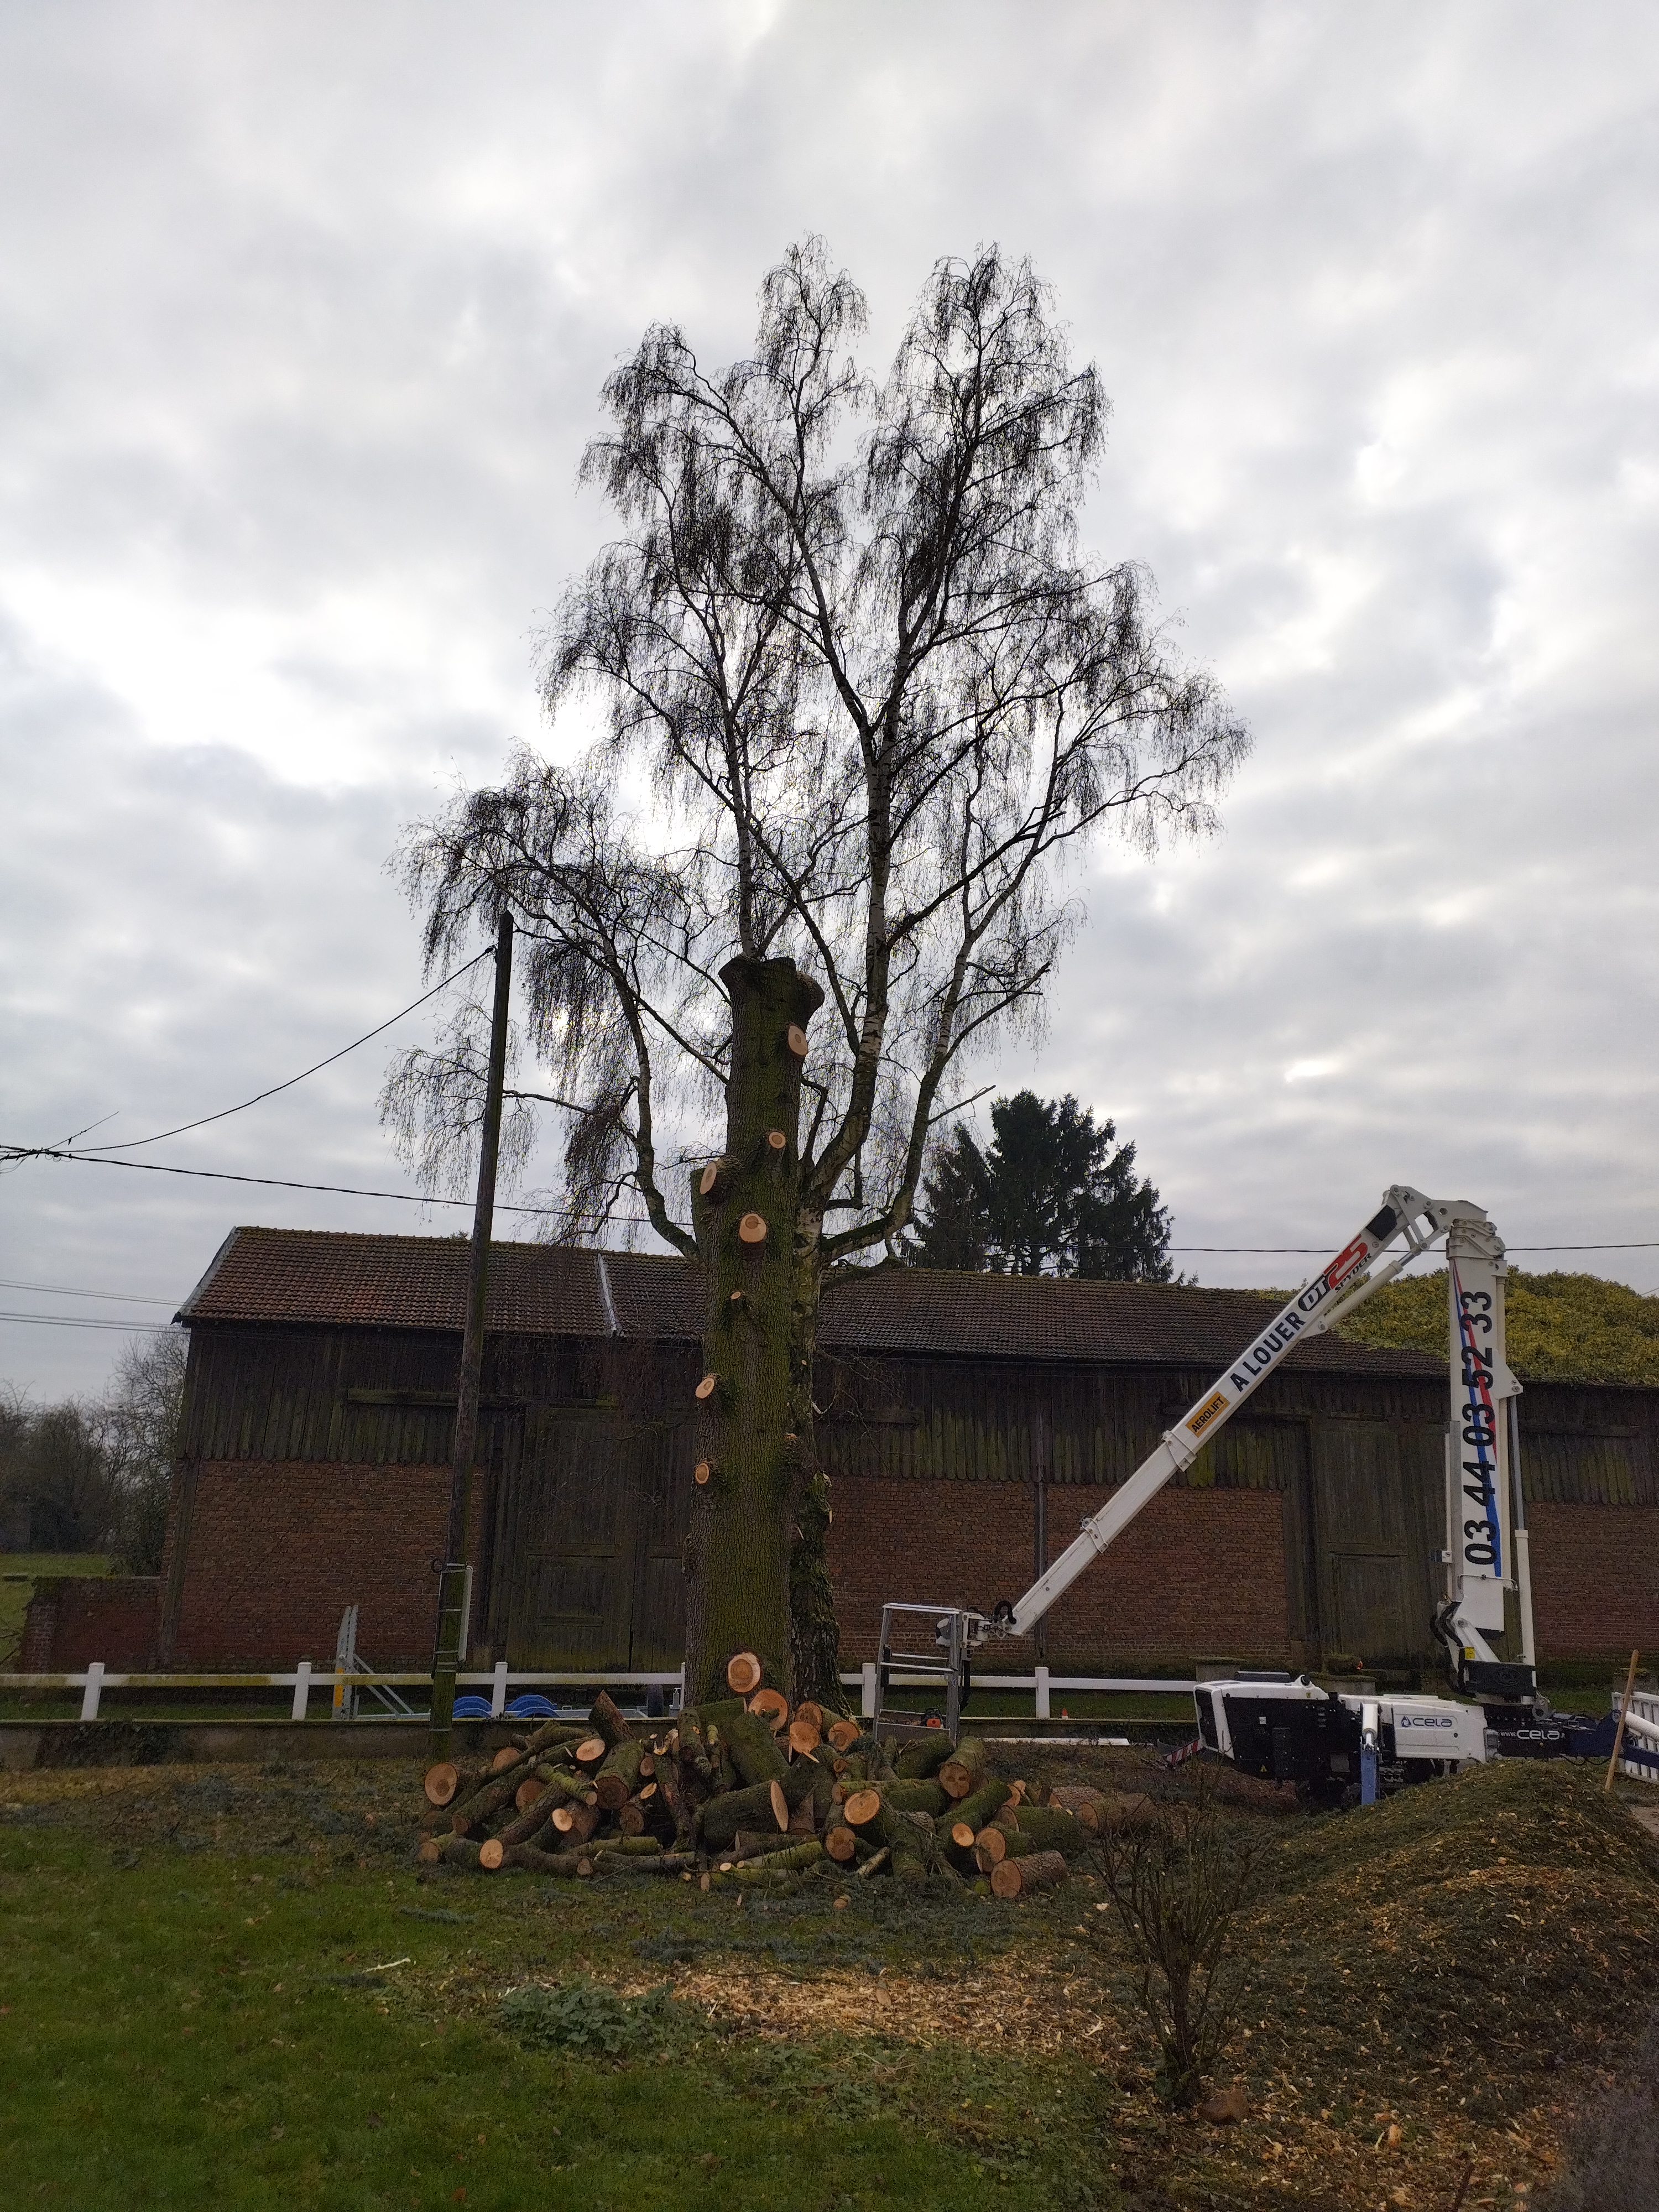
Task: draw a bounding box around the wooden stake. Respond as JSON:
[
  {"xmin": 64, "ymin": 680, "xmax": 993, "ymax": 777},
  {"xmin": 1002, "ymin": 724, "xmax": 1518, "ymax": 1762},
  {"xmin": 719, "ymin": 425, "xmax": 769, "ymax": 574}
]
[{"xmin": 1606, "ymin": 1648, "xmax": 1641, "ymax": 1792}]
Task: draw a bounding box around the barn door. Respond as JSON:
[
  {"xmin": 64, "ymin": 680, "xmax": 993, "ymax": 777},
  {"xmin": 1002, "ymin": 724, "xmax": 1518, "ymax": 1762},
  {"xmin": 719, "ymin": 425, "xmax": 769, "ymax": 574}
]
[
  {"xmin": 1312, "ymin": 1420, "xmax": 1443, "ymax": 1666},
  {"xmin": 494, "ymin": 1408, "xmax": 688, "ymax": 1670}
]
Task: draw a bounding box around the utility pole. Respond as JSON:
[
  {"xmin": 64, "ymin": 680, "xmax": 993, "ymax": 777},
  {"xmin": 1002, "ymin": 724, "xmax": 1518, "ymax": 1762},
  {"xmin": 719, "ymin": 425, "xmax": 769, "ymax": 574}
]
[{"xmin": 429, "ymin": 908, "xmax": 514, "ymax": 1752}]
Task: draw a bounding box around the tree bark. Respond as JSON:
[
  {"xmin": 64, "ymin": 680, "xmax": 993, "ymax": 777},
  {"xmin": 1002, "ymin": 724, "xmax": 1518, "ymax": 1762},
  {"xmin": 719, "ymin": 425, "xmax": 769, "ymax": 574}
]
[
  {"xmin": 990, "ymin": 1846, "xmax": 1068, "ymax": 1898},
  {"xmin": 684, "ymin": 956, "xmax": 824, "ymax": 1703},
  {"xmin": 1010, "ymin": 1806, "xmax": 1088, "ymax": 1858},
  {"xmin": 787, "ymin": 1199, "xmax": 844, "ymax": 1708}
]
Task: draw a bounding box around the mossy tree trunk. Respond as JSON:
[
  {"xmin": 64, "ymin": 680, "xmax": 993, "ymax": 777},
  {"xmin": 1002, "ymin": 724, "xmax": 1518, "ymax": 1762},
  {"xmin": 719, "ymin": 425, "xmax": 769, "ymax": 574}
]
[
  {"xmin": 788, "ymin": 1204, "xmax": 845, "ymax": 1709},
  {"xmin": 683, "ymin": 956, "xmax": 825, "ymax": 1704}
]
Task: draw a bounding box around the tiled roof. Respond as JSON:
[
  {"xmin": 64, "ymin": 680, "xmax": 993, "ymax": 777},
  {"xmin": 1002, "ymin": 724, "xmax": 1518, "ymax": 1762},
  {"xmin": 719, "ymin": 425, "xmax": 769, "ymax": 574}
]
[{"xmin": 178, "ymin": 1227, "xmax": 1445, "ymax": 1376}]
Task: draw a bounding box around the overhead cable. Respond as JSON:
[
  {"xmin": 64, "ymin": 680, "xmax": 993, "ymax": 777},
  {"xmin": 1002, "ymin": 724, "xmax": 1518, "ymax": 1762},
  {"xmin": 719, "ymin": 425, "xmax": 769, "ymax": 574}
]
[
  {"xmin": 0, "ymin": 1144, "xmax": 560, "ymax": 1213},
  {"xmin": 71, "ymin": 950, "xmax": 492, "ymax": 1154},
  {"xmin": 0, "ymin": 1310, "xmax": 175, "ymax": 1333}
]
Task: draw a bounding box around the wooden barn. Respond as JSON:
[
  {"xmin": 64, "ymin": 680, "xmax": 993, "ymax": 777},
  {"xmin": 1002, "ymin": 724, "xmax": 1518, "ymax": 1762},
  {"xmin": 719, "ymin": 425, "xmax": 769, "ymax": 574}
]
[{"xmin": 127, "ymin": 1227, "xmax": 1659, "ymax": 1682}]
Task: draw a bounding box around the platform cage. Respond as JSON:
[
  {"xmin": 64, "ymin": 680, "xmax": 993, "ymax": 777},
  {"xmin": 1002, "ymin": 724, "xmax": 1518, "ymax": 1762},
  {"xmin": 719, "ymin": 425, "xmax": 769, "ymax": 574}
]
[{"xmin": 874, "ymin": 1601, "xmax": 974, "ymax": 1742}]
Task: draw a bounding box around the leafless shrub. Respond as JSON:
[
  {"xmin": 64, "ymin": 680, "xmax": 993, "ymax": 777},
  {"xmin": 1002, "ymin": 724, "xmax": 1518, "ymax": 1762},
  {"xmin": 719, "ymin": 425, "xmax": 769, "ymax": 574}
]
[{"xmin": 1089, "ymin": 1779, "xmax": 1264, "ymax": 2109}]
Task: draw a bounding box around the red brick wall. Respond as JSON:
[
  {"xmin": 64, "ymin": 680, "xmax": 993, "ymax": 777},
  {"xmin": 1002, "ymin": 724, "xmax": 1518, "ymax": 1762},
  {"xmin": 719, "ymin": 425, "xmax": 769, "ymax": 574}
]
[
  {"xmin": 1528, "ymin": 1503, "xmax": 1659, "ymax": 1662},
  {"xmin": 166, "ymin": 1462, "xmax": 484, "ymax": 1668},
  {"xmin": 827, "ymin": 1477, "xmax": 1288, "ymax": 1669},
  {"xmin": 19, "ymin": 1577, "xmax": 159, "ymax": 1671}
]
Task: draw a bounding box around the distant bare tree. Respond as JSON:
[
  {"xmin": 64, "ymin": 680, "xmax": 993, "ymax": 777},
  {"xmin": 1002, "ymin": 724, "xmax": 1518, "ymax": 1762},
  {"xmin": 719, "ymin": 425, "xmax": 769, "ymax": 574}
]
[
  {"xmin": 1, "ymin": 1399, "xmax": 117, "ymax": 1554},
  {"xmin": 100, "ymin": 1330, "xmax": 187, "ymax": 1575},
  {"xmin": 385, "ymin": 239, "xmax": 1248, "ymax": 1700}
]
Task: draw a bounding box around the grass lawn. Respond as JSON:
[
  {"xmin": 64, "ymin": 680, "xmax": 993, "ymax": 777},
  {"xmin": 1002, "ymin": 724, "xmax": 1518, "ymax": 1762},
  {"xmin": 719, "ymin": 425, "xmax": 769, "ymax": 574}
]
[{"xmin": 3, "ymin": 1745, "xmax": 1656, "ymax": 2210}]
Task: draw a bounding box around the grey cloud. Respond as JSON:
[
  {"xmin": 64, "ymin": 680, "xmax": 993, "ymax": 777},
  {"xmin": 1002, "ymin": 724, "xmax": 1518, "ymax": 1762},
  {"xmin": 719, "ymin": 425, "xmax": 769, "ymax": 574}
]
[{"xmin": 4, "ymin": 1, "xmax": 1658, "ymax": 1395}]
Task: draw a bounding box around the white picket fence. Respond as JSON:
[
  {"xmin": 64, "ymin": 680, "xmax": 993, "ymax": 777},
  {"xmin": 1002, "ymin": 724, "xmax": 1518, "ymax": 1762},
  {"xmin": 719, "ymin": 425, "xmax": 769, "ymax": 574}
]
[
  {"xmin": 1617, "ymin": 1688, "xmax": 1659, "ymax": 1783},
  {"xmin": 0, "ymin": 1662, "xmax": 1196, "ymax": 1725}
]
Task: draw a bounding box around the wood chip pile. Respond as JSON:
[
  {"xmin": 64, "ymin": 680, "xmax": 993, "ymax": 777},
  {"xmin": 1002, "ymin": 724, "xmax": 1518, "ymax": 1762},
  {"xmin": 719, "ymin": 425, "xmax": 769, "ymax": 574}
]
[{"xmin": 418, "ymin": 1651, "xmax": 1152, "ymax": 1897}]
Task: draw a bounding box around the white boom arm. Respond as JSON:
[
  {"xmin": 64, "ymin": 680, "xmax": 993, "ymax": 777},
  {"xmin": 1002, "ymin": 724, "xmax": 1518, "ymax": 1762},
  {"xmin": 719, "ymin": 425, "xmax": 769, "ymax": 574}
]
[{"xmin": 991, "ymin": 1185, "xmax": 1522, "ymax": 1650}]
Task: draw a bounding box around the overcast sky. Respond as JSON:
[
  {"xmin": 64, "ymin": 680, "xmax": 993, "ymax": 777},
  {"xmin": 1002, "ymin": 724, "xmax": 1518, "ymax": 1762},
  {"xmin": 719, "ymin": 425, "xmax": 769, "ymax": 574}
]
[{"xmin": 4, "ymin": 2, "xmax": 1658, "ymax": 1396}]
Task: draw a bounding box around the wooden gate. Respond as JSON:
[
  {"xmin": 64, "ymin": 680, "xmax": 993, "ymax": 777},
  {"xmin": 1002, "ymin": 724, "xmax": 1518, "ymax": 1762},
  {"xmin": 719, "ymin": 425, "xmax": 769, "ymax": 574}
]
[
  {"xmin": 1311, "ymin": 1420, "xmax": 1444, "ymax": 1665},
  {"xmin": 489, "ymin": 1407, "xmax": 690, "ymax": 1670}
]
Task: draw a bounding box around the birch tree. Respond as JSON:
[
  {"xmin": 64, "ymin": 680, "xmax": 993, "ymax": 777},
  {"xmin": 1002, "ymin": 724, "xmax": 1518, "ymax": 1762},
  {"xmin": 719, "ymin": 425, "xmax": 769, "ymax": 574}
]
[{"xmin": 385, "ymin": 239, "xmax": 1248, "ymax": 1703}]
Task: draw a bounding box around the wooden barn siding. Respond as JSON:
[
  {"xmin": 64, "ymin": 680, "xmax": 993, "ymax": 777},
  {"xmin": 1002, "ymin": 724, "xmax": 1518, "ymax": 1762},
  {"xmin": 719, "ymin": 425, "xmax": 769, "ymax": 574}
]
[
  {"xmin": 179, "ymin": 1328, "xmax": 1659, "ymax": 1507},
  {"xmin": 171, "ymin": 1326, "xmax": 1659, "ymax": 1668}
]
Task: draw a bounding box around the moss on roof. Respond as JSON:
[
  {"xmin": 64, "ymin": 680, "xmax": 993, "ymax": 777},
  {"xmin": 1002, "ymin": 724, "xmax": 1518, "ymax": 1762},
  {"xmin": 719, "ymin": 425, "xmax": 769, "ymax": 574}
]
[{"xmin": 1323, "ymin": 1267, "xmax": 1659, "ymax": 1387}]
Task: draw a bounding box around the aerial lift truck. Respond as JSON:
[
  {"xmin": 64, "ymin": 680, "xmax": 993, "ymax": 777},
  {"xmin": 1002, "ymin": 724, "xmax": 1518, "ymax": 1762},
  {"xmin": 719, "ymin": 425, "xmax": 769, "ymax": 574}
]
[{"xmin": 877, "ymin": 1187, "xmax": 1643, "ymax": 1800}]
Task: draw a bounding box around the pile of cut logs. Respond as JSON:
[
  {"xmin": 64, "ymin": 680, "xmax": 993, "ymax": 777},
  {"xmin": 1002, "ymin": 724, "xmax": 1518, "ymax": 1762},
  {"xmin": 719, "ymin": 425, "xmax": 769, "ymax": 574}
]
[{"xmin": 418, "ymin": 1651, "xmax": 1149, "ymax": 1897}]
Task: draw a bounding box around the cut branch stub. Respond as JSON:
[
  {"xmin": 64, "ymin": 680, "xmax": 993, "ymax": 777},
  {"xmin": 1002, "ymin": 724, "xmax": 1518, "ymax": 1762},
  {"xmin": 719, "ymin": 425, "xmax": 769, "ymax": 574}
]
[
  {"xmin": 698, "ymin": 1160, "xmax": 723, "ymax": 1196},
  {"xmin": 843, "ymin": 1787, "xmax": 883, "ymax": 1828},
  {"xmin": 695, "ymin": 1373, "xmax": 719, "ymax": 1401},
  {"xmin": 738, "ymin": 1212, "xmax": 768, "ymax": 1244},
  {"xmin": 726, "ymin": 1650, "xmax": 764, "ymax": 1695},
  {"xmin": 766, "ymin": 1129, "xmax": 786, "ymax": 1150},
  {"xmin": 785, "ymin": 1024, "xmax": 808, "ymax": 1058},
  {"xmin": 693, "ymin": 1460, "xmax": 712, "ymax": 1485},
  {"xmin": 573, "ymin": 1735, "xmax": 609, "ymax": 1767}
]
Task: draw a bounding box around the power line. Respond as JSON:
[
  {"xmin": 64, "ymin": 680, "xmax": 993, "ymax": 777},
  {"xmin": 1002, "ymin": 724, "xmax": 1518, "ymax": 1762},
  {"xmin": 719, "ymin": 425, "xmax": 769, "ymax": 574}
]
[
  {"xmin": 0, "ymin": 1277, "xmax": 176, "ymax": 1305},
  {"xmin": 4, "ymin": 1145, "xmax": 1653, "ymax": 1258},
  {"xmin": 0, "ymin": 1144, "xmax": 552, "ymax": 1212},
  {"xmin": 69, "ymin": 951, "xmax": 492, "ymax": 1155},
  {"xmin": 1172, "ymin": 1242, "xmax": 1659, "ymax": 1255},
  {"xmin": 0, "ymin": 1141, "xmax": 669, "ymax": 1226},
  {"xmin": 0, "ymin": 1311, "xmax": 175, "ymax": 1333}
]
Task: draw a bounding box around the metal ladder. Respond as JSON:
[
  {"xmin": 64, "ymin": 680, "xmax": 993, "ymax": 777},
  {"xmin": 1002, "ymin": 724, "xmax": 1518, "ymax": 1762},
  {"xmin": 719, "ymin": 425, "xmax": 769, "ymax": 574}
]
[{"xmin": 332, "ymin": 1604, "xmax": 418, "ymax": 1720}]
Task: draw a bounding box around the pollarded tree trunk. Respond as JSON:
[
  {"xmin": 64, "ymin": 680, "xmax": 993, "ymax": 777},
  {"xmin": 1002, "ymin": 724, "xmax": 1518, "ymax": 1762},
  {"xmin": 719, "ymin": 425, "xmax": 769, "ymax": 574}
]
[{"xmin": 683, "ymin": 956, "xmax": 825, "ymax": 1704}]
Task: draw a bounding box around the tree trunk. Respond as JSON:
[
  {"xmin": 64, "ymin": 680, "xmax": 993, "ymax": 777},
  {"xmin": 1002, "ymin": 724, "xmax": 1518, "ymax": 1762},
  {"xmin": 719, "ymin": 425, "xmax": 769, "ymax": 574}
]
[
  {"xmin": 684, "ymin": 956, "xmax": 824, "ymax": 1703},
  {"xmin": 788, "ymin": 1202, "xmax": 844, "ymax": 1708}
]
